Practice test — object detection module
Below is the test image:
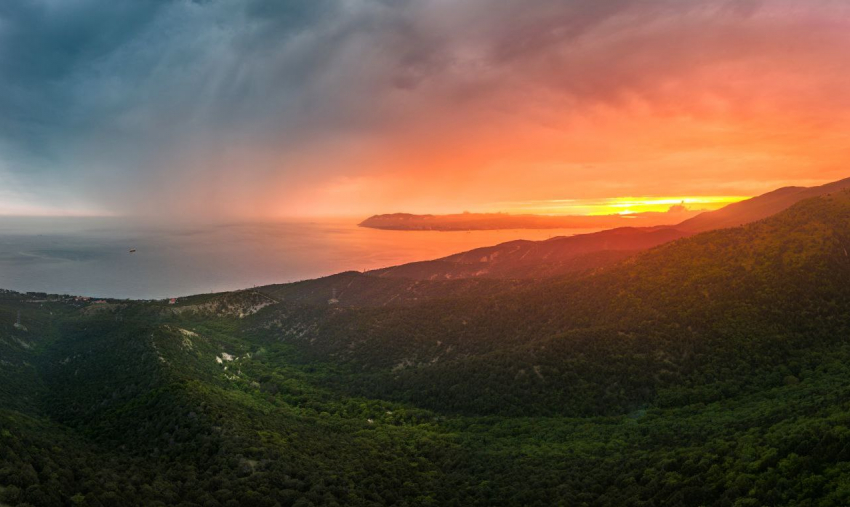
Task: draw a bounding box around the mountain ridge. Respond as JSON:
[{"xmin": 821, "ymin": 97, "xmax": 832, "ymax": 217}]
[
  {"xmin": 677, "ymin": 176, "xmax": 850, "ymax": 232},
  {"xmin": 365, "ymin": 177, "xmax": 850, "ymax": 282},
  {"xmin": 3, "ymin": 186, "xmax": 850, "ymax": 505}
]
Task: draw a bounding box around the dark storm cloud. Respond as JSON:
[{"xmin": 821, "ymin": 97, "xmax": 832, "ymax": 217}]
[
  {"xmin": 0, "ymin": 0, "xmax": 848, "ymax": 216},
  {"xmin": 0, "ymin": 0, "xmax": 353, "ymax": 211},
  {"xmin": 0, "ymin": 1, "xmax": 166, "ymax": 154}
]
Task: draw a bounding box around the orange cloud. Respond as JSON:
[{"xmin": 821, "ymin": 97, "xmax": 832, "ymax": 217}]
[{"xmin": 6, "ymin": 0, "xmax": 849, "ymax": 218}]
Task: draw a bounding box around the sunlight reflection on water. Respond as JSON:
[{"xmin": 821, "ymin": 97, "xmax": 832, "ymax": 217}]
[{"xmin": 0, "ymin": 217, "xmax": 594, "ymax": 299}]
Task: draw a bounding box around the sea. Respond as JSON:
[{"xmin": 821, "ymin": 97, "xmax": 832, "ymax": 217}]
[{"xmin": 0, "ymin": 217, "xmax": 589, "ymax": 300}]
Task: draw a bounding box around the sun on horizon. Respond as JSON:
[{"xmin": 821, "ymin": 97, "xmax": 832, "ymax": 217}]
[{"xmin": 489, "ymin": 195, "xmax": 749, "ymax": 217}]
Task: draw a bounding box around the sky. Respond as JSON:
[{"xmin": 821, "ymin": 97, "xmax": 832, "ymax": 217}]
[{"xmin": 1, "ymin": 0, "xmax": 849, "ymax": 219}]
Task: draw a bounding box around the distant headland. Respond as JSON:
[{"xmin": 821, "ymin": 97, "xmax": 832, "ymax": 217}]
[{"xmin": 358, "ymin": 209, "xmax": 702, "ymax": 231}]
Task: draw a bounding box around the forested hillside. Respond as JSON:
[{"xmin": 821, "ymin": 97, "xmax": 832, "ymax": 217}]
[
  {"xmin": 368, "ymin": 227, "xmax": 685, "ymax": 280},
  {"xmin": 257, "ymin": 271, "xmax": 522, "ymax": 308},
  {"xmin": 677, "ymin": 176, "xmax": 850, "ymax": 232},
  {"xmin": 2, "ymin": 191, "xmax": 850, "ymax": 506},
  {"xmin": 367, "ymin": 176, "xmax": 850, "ymax": 282},
  {"xmin": 257, "ymin": 190, "xmax": 850, "ymax": 417}
]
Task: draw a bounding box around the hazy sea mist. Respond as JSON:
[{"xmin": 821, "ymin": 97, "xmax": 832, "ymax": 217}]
[{"xmin": 0, "ymin": 217, "xmax": 591, "ymax": 299}]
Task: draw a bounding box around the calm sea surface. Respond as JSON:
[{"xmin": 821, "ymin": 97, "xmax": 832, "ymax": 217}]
[{"xmin": 0, "ymin": 217, "xmax": 591, "ymax": 299}]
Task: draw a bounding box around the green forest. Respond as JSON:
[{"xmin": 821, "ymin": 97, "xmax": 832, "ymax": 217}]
[{"xmin": 3, "ymin": 191, "xmax": 850, "ymax": 506}]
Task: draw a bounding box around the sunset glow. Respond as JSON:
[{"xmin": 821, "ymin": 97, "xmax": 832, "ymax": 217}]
[
  {"xmin": 4, "ymin": 3, "xmax": 850, "ymax": 503},
  {"xmin": 1, "ymin": 1, "xmax": 849, "ymax": 219},
  {"xmin": 494, "ymin": 196, "xmax": 749, "ymax": 216}
]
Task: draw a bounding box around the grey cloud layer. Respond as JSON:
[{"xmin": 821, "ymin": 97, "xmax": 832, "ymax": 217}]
[{"xmin": 0, "ymin": 0, "xmax": 847, "ymax": 215}]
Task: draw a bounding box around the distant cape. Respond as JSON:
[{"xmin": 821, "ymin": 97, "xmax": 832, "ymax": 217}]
[{"xmin": 358, "ymin": 210, "xmax": 701, "ymax": 231}]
